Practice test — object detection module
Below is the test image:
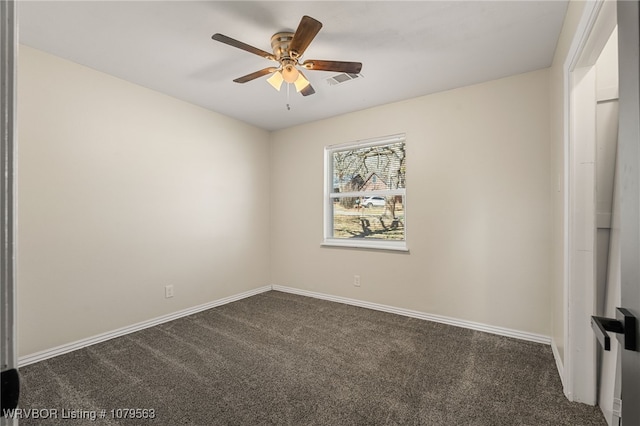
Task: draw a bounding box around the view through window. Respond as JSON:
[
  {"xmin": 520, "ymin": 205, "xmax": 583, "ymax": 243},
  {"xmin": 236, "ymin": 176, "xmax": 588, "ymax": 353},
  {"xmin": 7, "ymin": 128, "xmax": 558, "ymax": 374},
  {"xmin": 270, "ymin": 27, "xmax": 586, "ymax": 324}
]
[{"xmin": 324, "ymin": 134, "xmax": 407, "ymax": 250}]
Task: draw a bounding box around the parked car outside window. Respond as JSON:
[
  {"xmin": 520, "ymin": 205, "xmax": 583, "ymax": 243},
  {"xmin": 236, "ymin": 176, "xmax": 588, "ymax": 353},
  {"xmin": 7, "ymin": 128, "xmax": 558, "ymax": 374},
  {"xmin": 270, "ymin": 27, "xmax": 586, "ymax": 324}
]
[{"xmin": 362, "ymin": 196, "xmax": 385, "ymax": 208}]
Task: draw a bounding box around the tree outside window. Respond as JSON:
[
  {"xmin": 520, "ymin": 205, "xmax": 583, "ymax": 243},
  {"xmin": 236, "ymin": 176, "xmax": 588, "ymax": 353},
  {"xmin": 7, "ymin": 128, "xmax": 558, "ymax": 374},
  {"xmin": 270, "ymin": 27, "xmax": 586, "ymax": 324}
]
[{"xmin": 324, "ymin": 134, "xmax": 407, "ymax": 250}]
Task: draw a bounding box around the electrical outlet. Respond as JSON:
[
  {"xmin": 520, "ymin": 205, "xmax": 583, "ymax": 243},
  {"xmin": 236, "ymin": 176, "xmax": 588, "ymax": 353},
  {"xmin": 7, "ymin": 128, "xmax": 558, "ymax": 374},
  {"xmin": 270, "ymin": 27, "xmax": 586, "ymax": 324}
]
[
  {"xmin": 165, "ymin": 285, "xmax": 174, "ymax": 298},
  {"xmin": 354, "ymin": 275, "xmax": 361, "ymax": 287}
]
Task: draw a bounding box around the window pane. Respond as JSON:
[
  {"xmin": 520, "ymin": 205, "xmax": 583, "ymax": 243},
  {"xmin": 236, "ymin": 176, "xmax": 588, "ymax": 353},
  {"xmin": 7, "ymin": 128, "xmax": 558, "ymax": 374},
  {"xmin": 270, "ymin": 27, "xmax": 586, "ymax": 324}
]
[
  {"xmin": 332, "ymin": 142, "xmax": 406, "ymax": 194},
  {"xmin": 332, "ymin": 195, "xmax": 405, "ymax": 240}
]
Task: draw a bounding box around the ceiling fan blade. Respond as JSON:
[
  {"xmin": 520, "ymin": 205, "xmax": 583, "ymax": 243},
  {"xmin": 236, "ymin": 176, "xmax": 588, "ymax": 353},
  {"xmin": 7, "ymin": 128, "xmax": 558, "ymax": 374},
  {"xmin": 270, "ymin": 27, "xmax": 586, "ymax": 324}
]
[
  {"xmin": 300, "ymin": 84, "xmax": 316, "ymax": 97},
  {"xmin": 302, "ymin": 60, "xmax": 362, "ymax": 74},
  {"xmin": 212, "ymin": 33, "xmax": 275, "ymax": 61},
  {"xmin": 289, "ymin": 16, "xmax": 323, "ymax": 58},
  {"xmin": 233, "ymin": 67, "xmax": 278, "ymax": 83}
]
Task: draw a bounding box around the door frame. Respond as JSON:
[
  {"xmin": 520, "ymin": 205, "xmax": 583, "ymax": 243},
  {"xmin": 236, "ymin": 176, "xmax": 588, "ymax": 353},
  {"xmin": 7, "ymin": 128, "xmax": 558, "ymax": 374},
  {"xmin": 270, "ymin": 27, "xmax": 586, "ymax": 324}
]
[{"xmin": 562, "ymin": 0, "xmax": 617, "ymax": 404}]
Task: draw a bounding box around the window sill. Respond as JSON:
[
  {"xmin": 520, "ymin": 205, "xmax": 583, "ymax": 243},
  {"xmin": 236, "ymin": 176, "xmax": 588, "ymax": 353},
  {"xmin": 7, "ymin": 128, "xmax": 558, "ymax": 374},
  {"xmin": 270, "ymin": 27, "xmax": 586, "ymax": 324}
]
[{"xmin": 321, "ymin": 239, "xmax": 409, "ymax": 252}]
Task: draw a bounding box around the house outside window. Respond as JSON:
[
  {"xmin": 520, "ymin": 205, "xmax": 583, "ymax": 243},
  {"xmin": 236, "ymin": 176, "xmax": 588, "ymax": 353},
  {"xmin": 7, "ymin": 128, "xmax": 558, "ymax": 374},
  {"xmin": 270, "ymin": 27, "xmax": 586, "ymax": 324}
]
[{"xmin": 323, "ymin": 134, "xmax": 407, "ymax": 251}]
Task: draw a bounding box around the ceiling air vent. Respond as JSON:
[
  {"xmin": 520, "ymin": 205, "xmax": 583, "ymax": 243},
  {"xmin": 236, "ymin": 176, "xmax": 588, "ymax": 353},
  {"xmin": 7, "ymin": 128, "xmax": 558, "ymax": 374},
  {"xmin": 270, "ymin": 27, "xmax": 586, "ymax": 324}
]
[{"xmin": 326, "ymin": 73, "xmax": 362, "ymax": 86}]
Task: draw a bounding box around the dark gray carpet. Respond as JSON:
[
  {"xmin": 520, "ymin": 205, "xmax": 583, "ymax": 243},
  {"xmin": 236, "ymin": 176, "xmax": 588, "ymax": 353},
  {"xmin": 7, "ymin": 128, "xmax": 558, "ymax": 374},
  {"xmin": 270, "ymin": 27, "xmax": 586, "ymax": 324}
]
[{"xmin": 18, "ymin": 290, "xmax": 605, "ymax": 425}]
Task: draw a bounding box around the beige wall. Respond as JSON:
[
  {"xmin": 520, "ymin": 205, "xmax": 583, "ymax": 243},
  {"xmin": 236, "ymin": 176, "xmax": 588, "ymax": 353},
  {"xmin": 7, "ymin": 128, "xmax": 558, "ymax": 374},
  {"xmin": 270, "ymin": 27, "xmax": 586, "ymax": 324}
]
[
  {"xmin": 270, "ymin": 69, "xmax": 552, "ymax": 336},
  {"xmin": 17, "ymin": 46, "xmax": 271, "ymax": 356},
  {"xmin": 548, "ymin": 0, "xmax": 588, "ymax": 365}
]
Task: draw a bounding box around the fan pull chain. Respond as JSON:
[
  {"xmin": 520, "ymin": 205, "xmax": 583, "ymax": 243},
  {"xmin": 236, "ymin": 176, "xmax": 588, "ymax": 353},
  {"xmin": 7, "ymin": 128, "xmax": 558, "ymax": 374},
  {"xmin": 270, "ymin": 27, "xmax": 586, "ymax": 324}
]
[{"xmin": 286, "ymin": 82, "xmax": 291, "ymax": 110}]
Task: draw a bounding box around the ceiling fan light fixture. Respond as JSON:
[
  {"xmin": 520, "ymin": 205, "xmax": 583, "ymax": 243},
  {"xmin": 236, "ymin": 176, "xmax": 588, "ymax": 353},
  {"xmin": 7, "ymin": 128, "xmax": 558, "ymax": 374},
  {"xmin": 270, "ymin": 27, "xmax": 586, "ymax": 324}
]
[
  {"xmin": 267, "ymin": 70, "xmax": 284, "ymax": 91},
  {"xmin": 281, "ymin": 64, "xmax": 299, "ymax": 84},
  {"xmin": 293, "ymin": 73, "xmax": 310, "ymax": 92}
]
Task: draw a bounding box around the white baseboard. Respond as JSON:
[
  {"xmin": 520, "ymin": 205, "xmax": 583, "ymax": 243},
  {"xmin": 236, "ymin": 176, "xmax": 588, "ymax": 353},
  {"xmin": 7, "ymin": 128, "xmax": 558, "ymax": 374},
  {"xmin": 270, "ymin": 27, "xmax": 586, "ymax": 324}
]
[
  {"xmin": 272, "ymin": 285, "xmax": 552, "ymax": 345},
  {"xmin": 20, "ymin": 284, "xmax": 553, "ymax": 367},
  {"xmin": 18, "ymin": 285, "xmax": 272, "ymax": 367},
  {"xmin": 551, "ymin": 337, "xmax": 565, "ymax": 388}
]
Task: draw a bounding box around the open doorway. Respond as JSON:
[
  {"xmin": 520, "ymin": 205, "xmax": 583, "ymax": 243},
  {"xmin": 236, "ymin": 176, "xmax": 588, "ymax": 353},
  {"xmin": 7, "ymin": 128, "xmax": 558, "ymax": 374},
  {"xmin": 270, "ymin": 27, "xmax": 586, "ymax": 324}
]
[
  {"xmin": 563, "ymin": 0, "xmax": 618, "ymax": 414},
  {"xmin": 562, "ymin": 1, "xmax": 640, "ymax": 424}
]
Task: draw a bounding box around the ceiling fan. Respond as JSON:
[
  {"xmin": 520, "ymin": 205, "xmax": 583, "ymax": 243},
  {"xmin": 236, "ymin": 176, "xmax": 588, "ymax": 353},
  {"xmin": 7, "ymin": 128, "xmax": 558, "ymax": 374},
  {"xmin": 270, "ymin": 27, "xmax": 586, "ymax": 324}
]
[{"xmin": 212, "ymin": 15, "xmax": 362, "ymax": 97}]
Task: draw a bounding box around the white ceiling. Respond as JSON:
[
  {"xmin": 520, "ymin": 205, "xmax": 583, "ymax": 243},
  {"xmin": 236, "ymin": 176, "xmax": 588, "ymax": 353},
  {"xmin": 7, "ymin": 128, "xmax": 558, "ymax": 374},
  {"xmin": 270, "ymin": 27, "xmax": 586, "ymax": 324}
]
[{"xmin": 18, "ymin": 1, "xmax": 569, "ymax": 131}]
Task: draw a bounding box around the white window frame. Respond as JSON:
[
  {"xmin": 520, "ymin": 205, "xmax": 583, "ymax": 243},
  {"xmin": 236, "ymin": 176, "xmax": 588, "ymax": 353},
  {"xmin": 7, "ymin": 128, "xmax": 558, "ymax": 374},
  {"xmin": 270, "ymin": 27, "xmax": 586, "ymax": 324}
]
[{"xmin": 322, "ymin": 134, "xmax": 408, "ymax": 251}]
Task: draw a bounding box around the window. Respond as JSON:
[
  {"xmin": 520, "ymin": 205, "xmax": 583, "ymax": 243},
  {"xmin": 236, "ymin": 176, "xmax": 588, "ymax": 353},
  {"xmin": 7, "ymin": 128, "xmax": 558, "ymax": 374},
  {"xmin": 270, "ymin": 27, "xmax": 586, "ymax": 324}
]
[{"xmin": 323, "ymin": 134, "xmax": 407, "ymax": 251}]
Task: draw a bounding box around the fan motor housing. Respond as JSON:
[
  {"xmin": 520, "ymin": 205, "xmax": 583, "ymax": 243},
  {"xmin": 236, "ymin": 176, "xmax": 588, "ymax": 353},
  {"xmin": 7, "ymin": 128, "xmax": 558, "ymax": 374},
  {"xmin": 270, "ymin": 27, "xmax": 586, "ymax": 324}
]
[{"xmin": 270, "ymin": 32, "xmax": 294, "ymax": 61}]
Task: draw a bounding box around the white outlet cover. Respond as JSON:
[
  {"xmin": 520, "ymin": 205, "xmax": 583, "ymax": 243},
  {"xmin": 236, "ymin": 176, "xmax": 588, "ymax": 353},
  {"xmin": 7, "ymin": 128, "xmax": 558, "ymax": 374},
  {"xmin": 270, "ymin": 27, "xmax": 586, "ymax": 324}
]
[{"xmin": 165, "ymin": 285, "xmax": 174, "ymax": 298}]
